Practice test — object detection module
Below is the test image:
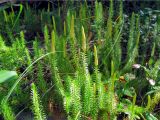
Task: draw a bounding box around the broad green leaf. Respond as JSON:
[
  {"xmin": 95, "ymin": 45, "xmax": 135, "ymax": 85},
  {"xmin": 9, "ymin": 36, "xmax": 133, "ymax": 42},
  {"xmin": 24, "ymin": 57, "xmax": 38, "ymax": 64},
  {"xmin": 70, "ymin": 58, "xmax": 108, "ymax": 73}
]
[
  {"xmin": 0, "ymin": 70, "xmax": 18, "ymax": 84},
  {"xmin": 145, "ymin": 113, "xmax": 158, "ymax": 120},
  {"xmin": 122, "ymin": 89, "xmax": 134, "ymax": 97}
]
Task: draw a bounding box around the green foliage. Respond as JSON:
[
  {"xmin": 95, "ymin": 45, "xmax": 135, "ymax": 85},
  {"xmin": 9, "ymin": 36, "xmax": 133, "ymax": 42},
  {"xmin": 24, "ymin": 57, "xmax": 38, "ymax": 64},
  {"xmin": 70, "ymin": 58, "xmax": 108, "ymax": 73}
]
[
  {"xmin": 122, "ymin": 14, "xmax": 140, "ymax": 74},
  {"xmin": 0, "ymin": 70, "xmax": 17, "ymax": 84},
  {"xmin": 31, "ymin": 83, "xmax": 46, "ymax": 120},
  {"xmin": 95, "ymin": 1, "xmax": 103, "ymax": 39},
  {"xmin": 63, "ymin": 76, "xmax": 81, "ymax": 119},
  {"xmin": 150, "ymin": 92, "xmax": 160, "ymax": 111},
  {"xmin": 1, "ymin": 100, "xmax": 15, "ymax": 120},
  {"xmin": 33, "ymin": 40, "xmax": 47, "ymax": 93},
  {"xmin": 0, "ymin": 32, "xmax": 31, "ymax": 70}
]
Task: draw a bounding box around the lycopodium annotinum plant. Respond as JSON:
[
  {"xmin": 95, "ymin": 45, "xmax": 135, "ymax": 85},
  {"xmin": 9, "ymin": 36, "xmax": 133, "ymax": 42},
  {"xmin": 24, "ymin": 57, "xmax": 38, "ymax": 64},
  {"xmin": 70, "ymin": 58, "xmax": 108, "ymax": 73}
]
[
  {"xmin": 31, "ymin": 83, "xmax": 46, "ymax": 120},
  {"xmin": 46, "ymin": 24, "xmax": 121, "ymax": 119}
]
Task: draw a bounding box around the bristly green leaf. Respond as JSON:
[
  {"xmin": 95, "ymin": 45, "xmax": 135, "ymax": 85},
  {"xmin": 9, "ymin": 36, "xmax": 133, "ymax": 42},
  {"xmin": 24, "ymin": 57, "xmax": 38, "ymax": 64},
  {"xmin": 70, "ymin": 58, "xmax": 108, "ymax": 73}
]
[
  {"xmin": 31, "ymin": 83, "xmax": 46, "ymax": 120},
  {"xmin": 44, "ymin": 25, "xmax": 50, "ymax": 52},
  {"xmin": 1, "ymin": 99, "xmax": 15, "ymax": 120}
]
